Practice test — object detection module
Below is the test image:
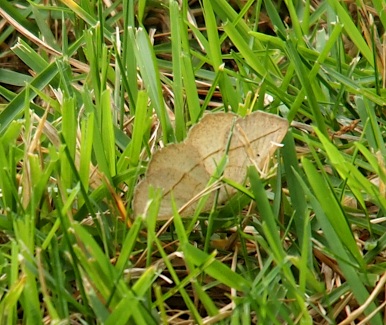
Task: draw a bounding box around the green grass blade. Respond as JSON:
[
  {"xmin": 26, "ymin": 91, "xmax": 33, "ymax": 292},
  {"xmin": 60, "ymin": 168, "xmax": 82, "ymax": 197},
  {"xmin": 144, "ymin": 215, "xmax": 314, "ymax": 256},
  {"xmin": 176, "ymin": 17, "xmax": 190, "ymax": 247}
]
[
  {"xmin": 325, "ymin": 0, "xmax": 373, "ymax": 64},
  {"xmin": 128, "ymin": 27, "xmax": 174, "ymax": 143},
  {"xmin": 299, "ymin": 159, "xmax": 383, "ymax": 325},
  {"xmin": 282, "ymin": 133, "xmax": 311, "ymax": 264},
  {"xmin": 0, "ymin": 62, "xmax": 58, "ymax": 134},
  {"xmin": 169, "ymin": 0, "xmax": 186, "ymax": 141},
  {"xmin": 181, "ymin": 242, "xmax": 251, "ymax": 292}
]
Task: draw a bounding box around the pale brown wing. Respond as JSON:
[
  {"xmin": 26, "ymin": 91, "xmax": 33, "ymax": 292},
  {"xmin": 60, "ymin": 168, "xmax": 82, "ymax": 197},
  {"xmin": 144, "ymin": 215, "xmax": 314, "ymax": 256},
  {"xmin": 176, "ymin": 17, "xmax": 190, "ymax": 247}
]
[
  {"xmin": 224, "ymin": 111, "xmax": 289, "ymax": 186},
  {"xmin": 186, "ymin": 112, "xmax": 237, "ymax": 176},
  {"xmin": 133, "ymin": 111, "xmax": 289, "ymax": 220},
  {"xmin": 132, "ymin": 143, "xmax": 214, "ymax": 220}
]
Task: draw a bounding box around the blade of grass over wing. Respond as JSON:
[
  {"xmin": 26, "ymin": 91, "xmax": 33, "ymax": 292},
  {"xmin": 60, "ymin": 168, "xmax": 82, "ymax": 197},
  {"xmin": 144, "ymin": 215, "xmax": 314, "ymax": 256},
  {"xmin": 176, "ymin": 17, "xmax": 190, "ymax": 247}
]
[{"xmin": 186, "ymin": 153, "xmax": 230, "ymax": 235}]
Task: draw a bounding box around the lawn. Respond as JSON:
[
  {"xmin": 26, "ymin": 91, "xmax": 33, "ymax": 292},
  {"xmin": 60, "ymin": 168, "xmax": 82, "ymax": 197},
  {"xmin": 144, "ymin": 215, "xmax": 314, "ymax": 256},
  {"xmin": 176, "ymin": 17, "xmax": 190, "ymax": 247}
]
[{"xmin": 1, "ymin": 0, "xmax": 386, "ymax": 324}]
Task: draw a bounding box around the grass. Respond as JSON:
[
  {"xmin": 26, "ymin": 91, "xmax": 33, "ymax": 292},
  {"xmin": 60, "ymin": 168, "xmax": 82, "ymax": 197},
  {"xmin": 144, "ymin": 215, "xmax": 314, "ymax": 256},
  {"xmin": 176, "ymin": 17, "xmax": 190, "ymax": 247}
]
[{"xmin": 1, "ymin": 0, "xmax": 386, "ymax": 324}]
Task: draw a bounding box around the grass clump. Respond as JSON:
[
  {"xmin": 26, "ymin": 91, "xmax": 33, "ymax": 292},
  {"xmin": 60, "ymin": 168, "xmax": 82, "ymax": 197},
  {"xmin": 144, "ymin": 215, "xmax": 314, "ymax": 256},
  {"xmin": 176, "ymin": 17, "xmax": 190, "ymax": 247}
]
[{"xmin": 1, "ymin": 0, "xmax": 386, "ymax": 324}]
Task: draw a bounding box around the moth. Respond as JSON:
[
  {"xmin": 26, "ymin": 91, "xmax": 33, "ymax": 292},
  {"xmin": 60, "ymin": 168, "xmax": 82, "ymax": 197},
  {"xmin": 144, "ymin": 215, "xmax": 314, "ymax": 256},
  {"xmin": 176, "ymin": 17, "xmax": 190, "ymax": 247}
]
[{"xmin": 133, "ymin": 111, "xmax": 289, "ymax": 220}]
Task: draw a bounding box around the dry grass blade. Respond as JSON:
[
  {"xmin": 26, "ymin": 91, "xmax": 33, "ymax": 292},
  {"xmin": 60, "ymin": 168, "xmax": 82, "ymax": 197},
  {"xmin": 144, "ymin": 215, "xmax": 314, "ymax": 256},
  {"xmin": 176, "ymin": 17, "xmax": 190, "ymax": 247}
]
[
  {"xmin": 0, "ymin": 7, "xmax": 89, "ymax": 72},
  {"xmin": 338, "ymin": 271, "xmax": 386, "ymax": 325}
]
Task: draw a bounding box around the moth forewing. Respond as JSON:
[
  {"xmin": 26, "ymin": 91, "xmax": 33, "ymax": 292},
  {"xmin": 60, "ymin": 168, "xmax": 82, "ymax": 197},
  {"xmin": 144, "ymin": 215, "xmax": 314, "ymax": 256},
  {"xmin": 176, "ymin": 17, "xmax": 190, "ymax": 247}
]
[{"xmin": 133, "ymin": 111, "xmax": 289, "ymax": 220}]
